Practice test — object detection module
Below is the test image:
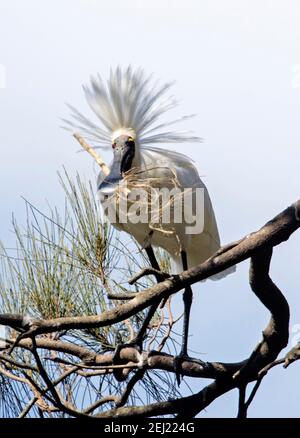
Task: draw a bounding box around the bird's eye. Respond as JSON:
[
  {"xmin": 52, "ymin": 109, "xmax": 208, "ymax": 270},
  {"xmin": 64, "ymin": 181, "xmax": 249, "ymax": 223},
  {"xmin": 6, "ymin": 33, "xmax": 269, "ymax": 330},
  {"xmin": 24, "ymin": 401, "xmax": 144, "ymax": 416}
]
[
  {"xmin": 126, "ymin": 137, "xmax": 134, "ymax": 145},
  {"xmin": 112, "ymin": 143, "xmax": 116, "ymax": 149}
]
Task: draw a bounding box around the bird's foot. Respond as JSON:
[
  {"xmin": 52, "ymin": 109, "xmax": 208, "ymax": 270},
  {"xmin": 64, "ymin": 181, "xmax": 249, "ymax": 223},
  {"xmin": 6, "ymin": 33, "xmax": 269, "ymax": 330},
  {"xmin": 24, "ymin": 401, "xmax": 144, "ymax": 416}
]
[{"xmin": 174, "ymin": 353, "xmax": 206, "ymax": 386}]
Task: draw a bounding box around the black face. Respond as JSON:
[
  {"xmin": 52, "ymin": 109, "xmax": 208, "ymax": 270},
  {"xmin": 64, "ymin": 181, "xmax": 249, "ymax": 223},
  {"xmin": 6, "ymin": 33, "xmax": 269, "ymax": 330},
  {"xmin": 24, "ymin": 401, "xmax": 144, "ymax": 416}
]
[
  {"xmin": 112, "ymin": 135, "xmax": 135, "ymax": 174},
  {"xmin": 98, "ymin": 135, "xmax": 135, "ymax": 195}
]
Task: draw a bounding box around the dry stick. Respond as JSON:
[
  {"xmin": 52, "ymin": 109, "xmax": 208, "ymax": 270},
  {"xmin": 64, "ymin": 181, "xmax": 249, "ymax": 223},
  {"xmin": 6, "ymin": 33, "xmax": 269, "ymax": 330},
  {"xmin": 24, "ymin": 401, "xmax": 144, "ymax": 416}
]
[
  {"xmin": 244, "ymin": 378, "xmax": 263, "ymax": 412},
  {"xmin": 157, "ymin": 298, "xmax": 176, "ymax": 352},
  {"xmin": 240, "ymin": 356, "xmax": 287, "ymax": 412},
  {"xmin": 19, "ymin": 366, "xmax": 78, "ymax": 418},
  {"xmin": 147, "ymin": 306, "xmax": 165, "ymax": 352},
  {"xmin": 260, "ymin": 358, "xmax": 286, "ymax": 376},
  {"xmin": 47, "ymin": 356, "xmax": 139, "ymax": 371},
  {"xmin": 244, "ymin": 354, "xmax": 295, "ymax": 411},
  {"xmin": 95, "ymin": 379, "xmax": 230, "ymax": 419},
  {"xmin": 73, "ymin": 133, "xmax": 110, "ymax": 176},
  {"xmin": 0, "ymin": 365, "xmax": 29, "ymax": 384},
  {"xmin": 124, "ymin": 318, "xmax": 136, "ymax": 343},
  {"xmin": 77, "ymin": 370, "xmax": 113, "ymax": 377},
  {"xmin": 31, "ymin": 338, "xmax": 88, "ymax": 418},
  {"xmin": 283, "ymin": 341, "xmax": 300, "ymax": 368},
  {"xmin": 19, "ymin": 397, "xmax": 41, "ymax": 419},
  {"xmin": 116, "ymin": 369, "xmax": 145, "ymax": 408},
  {"xmin": 129, "ymin": 268, "xmax": 170, "ymax": 285},
  {"xmin": 31, "ymin": 338, "xmax": 66, "ymax": 408},
  {"xmin": 0, "ymin": 354, "xmax": 37, "ymax": 371},
  {"xmin": 84, "ymin": 395, "xmax": 120, "ymax": 415},
  {"xmin": 107, "ymin": 291, "xmax": 138, "ymax": 300}
]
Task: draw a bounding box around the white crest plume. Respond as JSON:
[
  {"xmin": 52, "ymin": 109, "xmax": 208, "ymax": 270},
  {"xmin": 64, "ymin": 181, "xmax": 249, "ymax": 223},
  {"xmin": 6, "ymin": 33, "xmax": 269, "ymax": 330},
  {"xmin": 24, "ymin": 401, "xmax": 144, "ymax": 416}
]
[{"xmin": 63, "ymin": 66, "xmax": 201, "ymax": 150}]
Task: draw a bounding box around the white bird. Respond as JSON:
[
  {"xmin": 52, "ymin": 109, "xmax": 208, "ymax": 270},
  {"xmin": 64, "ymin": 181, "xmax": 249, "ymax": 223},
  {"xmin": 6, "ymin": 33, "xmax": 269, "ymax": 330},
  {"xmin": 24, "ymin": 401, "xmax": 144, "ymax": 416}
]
[{"xmin": 66, "ymin": 66, "xmax": 234, "ymax": 381}]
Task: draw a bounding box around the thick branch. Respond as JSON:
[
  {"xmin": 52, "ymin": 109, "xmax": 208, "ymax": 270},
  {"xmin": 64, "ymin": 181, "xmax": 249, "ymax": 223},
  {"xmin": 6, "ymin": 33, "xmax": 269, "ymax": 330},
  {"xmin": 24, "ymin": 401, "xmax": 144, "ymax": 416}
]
[
  {"xmin": 95, "ymin": 380, "xmax": 233, "ymax": 418},
  {"xmin": 0, "ymin": 200, "xmax": 298, "ymax": 337}
]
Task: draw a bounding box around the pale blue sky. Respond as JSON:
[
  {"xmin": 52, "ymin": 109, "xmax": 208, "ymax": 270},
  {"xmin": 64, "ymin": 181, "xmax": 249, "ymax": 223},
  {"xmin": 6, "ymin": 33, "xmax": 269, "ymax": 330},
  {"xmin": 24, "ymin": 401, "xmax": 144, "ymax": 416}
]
[{"xmin": 0, "ymin": 0, "xmax": 300, "ymax": 417}]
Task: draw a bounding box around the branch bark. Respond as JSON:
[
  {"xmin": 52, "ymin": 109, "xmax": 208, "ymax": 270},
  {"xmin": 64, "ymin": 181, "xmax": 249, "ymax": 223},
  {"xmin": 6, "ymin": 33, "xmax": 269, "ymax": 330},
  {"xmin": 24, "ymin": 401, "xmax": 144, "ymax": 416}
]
[
  {"xmin": 0, "ymin": 200, "xmax": 298, "ymax": 337},
  {"xmin": 0, "ymin": 200, "xmax": 299, "ymax": 418}
]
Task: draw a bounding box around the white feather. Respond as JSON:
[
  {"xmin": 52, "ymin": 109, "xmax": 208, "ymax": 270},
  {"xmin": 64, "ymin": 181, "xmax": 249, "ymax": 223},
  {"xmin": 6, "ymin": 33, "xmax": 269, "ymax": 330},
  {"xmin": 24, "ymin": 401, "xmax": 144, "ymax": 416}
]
[{"xmin": 64, "ymin": 66, "xmax": 201, "ymax": 150}]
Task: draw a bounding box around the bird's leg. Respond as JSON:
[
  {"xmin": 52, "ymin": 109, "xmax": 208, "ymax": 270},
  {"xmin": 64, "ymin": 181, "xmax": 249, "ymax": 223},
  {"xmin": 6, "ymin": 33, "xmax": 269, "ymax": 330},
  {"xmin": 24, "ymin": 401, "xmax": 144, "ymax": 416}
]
[
  {"xmin": 180, "ymin": 251, "xmax": 192, "ymax": 359},
  {"xmin": 128, "ymin": 246, "xmax": 162, "ymax": 348},
  {"xmin": 113, "ymin": 246, "xmax": 162, "ymax": 381},
  {"xmin": 174, "ymin": 250, "xmax": 205, "ymax": 385}
]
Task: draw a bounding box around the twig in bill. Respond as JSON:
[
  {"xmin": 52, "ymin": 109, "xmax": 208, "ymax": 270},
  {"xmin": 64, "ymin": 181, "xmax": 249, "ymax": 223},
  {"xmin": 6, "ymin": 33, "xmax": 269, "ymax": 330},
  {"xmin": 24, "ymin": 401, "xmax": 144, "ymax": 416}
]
[{"xmin": 73, "ymin": 133, "xmax": 110, "ymax": 176}]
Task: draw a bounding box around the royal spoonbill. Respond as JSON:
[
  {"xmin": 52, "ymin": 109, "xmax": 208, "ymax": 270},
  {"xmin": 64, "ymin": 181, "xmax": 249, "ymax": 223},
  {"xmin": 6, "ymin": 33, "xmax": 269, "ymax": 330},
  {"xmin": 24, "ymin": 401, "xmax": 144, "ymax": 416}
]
[{"xmin": 66, "ymin": 66, "xmax": 234, "ymax": 382}]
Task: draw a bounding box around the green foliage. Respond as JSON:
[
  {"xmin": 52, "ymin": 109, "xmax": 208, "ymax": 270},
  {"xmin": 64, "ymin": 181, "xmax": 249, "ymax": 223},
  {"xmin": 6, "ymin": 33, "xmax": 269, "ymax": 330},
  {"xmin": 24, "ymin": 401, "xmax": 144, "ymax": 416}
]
[{"xmin": 0, "ymin": 170, "xmax": 180, "ymax": 417}]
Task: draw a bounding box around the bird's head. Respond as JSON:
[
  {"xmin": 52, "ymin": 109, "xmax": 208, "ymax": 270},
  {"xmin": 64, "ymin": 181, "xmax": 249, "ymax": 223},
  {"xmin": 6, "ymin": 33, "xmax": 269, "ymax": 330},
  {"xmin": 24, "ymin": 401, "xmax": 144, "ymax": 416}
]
[
  {"xmin": 98, "ymin": 131, "xmax": 136, "ymax": 196},
  {"xmin": 112, "ymin": 134, "xmax": 135, "ymax": 173}
]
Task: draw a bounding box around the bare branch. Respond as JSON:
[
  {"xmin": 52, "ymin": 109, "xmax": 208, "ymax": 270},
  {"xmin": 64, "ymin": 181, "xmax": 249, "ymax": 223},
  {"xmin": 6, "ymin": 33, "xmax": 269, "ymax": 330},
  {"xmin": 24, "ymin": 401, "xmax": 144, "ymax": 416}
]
[
  {"xmin": 0, "ymin": 200, "xmax": 299, "ymax": 418},
  {"xmin": 0, "ymin": 200, "xmax": 298, "ymax": 338},
  {"xmin": 73, "ymin": 133, "xmax": 110, "ymax": 175}
]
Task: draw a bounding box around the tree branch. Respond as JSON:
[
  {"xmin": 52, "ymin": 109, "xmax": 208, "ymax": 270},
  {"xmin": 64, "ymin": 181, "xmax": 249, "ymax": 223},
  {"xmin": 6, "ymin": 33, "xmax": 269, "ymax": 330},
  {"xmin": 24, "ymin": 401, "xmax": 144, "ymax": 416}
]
[{"xmin": 0, "ymin": 200, "xmax": 298, "ymax": 337}]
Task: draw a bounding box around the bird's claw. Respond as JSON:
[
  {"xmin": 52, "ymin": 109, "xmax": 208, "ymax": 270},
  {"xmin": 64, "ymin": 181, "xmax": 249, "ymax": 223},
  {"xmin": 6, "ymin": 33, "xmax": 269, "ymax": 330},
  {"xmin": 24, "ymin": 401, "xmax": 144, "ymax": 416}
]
[
  {"xmin": 174, "ymin": 353, "xmax": 206, "ymax": 386},
  {"xmin": 174, "ymin": 353, "xmax": 187, "ymax": 386}
]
